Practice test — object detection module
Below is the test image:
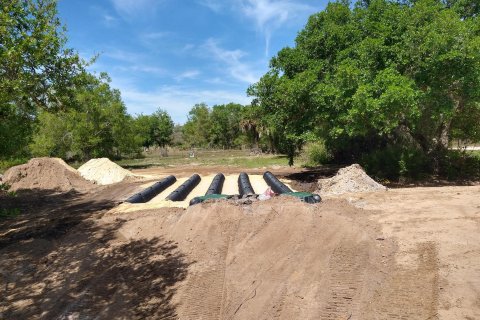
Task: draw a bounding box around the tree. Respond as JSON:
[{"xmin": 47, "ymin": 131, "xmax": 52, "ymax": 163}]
[
  {"xmin": 133, "ymin": 114, "xmax": 157, "ymax": 149},
  {"xmin": 249, "ymin": 0, "xmax": 480, "ymax": 167},
  {"xmin": 133, "ymin": 109, "xmax": 174, "ymax": 152},
  {"xmin": 210, "ymin": 103, "xmax": 243, "ymax": 149},
  {"xmin": 239, "ymin": 105, "xmax": 262, "ymax": 148},
  {"xmin": 1, "ymin": 0, "xmax": 85, "ymax": 158},
  {"xmin": 151, "ymin": 108, "xmax": 174, "ymax": 149},
  {"xmin": 182, "ymin": 103, "xmax": 212, "ymax": 147},
  {"xmin": 30, "ymin": 72, "xmax": 140, "ymax": 160}
]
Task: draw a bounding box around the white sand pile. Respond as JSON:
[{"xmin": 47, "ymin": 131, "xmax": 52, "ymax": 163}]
[
  {"xmin": 78, "ymin": 158, "xmax": 134, "ymax": 185},
  {"xmin": 3, "ymin": 158, "xmax": 94, "ymax": 192},
  {"xmin": 317, "ymin": 164, "xmax": 386, "ymax": 196}
]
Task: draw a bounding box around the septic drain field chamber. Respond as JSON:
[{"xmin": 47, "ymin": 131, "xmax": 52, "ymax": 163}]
[
  {"xmin": 126, "ymin": 175, "xmax": 176, "ymax": 203},
  {"xmin": 125, "ymin": 172, "xmax": 321, "ymax": 205}
]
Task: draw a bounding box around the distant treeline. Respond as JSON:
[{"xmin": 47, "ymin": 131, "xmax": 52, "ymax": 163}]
[{"xmin": 0, "ymin": 0, "xmax": 284, "ymax": 163}]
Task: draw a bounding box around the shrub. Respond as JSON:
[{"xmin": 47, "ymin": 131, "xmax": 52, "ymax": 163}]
[
  {"xmin": 0, "ymin": 158, "xmax": 28, "ymax": 174},
  {"xmin": 303, "ymin": 140, "xmax": 332, "ymax": 167},
  {"xmin": 360, "ymin": 145, "xmax": 430, "ymax": 180},
  {"xmin": 438, "ymin": 151, "xmax": 480, "ymax": 180}
]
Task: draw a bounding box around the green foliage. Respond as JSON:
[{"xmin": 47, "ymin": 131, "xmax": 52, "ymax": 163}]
[
  {"xmin": 182, "ymin": 103, "xmax": 212, "ymax": 147},
  {"xmin": 249, "ymin": 0, "xmax": 480, "ymax": 172},
  {"xmin": 30, "ymin": 73, "xmax": 140, "ymax": 160},
  {"xmin": 151, "ymin": 109, "xmax": 174, "ymax": 148},
  {"xmin": 437, "ymin": 151, "xmax": 480, "ymax": 180},
  {"xmin": 210, "ymin": 103, "xmax": 243, "ymax": 149},
  {"xmin": 0, "ymin": 183, "xmax": 10, "ymax": 191},
  {"xmin": 7, "ymin": 190, "xmax": 17, "ymax": 198},
  {"xmin": 0, "ymin": 0, "xmax": 85, "ymax": 159},
  {"xmin": 304, "ymin": 140, "xmax": 332, "ymax": 167},
  {"xmin": 133, "ymin": 109, "xmax": 174, "ymax": 151},
  {"xmin": 171, "ymin": 124, "xmax": 185, "ymax": 146},
  {"xmin": 0, "ymin": 158, "xmax": 28, "ymax": 174},
  {"xmin": 0, "ymin": 208, "xmax": 21, "ymax": 219},
  {"xmin": 360, "ymin": 145, "xmax": 430, "ymax": 179}
]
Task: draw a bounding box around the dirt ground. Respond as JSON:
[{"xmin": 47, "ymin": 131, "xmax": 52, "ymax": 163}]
[{"xmin": 0, "ymin": 165, "xmax": 479, "ymax": 319}]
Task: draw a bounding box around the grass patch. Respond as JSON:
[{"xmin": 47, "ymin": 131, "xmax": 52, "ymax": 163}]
[
  {"xmin": 0, "ymin": 158, "xmax": 28, "ymax": 174},
  {"xmin": 115, "ymin": 149, "xmax": 301, "ymax": 169},
  {"xmin": 468, "ymin": 150, "xmax": 480, "ymax": 160}
]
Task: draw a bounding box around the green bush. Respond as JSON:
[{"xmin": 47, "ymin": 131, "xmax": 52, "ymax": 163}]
[
  {"xmin": 438, "ymin": 151, "xmax": 480, "ymax": 180},
  {"xmin": 0, "ymin": 158, "xmax": 28, "ymax": 174},
  {"xmin": 360, "ymin": 145, "xmax": 430, "ymax": 180},
  {"xmin": 303, "ymin": 140, "xmax": 332, "ymax": 167}
]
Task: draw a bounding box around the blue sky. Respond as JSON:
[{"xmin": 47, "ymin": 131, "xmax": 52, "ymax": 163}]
[{"xmin": 57, "ymin": 0, "xmax": 328, "ymax": 123}]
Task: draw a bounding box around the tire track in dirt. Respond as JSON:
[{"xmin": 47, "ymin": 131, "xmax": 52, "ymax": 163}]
[
  {"xmin": 365, "ymin": 242, "xmax": 439, "ymax": 319},
  {"xmin": 321, "ymin": 240, "xmax": 370, "ymax": 319},
  {"xmin": 177, "ymin": 211, "xmax": 241, "ymax": 320},
  {"xmin": 178, "ymin": 239, "xmax": 228, "ymax": 320}
]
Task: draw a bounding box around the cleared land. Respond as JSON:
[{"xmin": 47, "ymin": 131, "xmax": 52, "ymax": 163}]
[{"xmin": 0, "ymin": 162, "xmax": 479, "ymax": 319}]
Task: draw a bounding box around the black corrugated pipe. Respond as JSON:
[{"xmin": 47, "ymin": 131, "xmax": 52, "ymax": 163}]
[
  {"xmin": 206, "ymin": 173, "xmax": 225, "ymax": 195},
  {"xmin": 263, "ymin": 171, "xmax": 293, "ymax": 194},
  {"xmin": 166, "ymin": 174, "xmax": 201, "ymax": 201},
  {"xmin": 238, "ymin": 172, "xmax": 255, "ymax": 196},
  {"xmin": 126, "ymin": 175, "xmax": 176, "ymax": 203}
]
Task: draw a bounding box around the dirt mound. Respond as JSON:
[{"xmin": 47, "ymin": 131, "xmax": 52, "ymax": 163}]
[
  {"xmin": 3, "ymin": 158, "xmax": 94, "ymax": 192},
  {"xmin": 104, "ymin": 198, "xmax": 393, "ymax": 319},
  {"xmin": 317, "ymin": 164, "xmax": 386, "ymax": 196},
  {"xmin": 78, "ymin": 158, "xmax": 134, "ymax": 185}
]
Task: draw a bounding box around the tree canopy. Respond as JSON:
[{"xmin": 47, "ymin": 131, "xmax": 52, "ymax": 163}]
[
  {"xmin": 248, "ymin": 0, "xmax": 480, "ymax": 167},
  {"xmin": 1, "ymin": 0, "xmax": 85, "ymax": 158},
  {"xmin": 30, "ymin": 73, "xmax": 139, "ymax": 160}
]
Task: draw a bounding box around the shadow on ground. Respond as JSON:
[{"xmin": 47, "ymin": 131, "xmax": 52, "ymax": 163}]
[{"xmin": 0, "ymin": 189, "xmax": 191, "ymax": 319}]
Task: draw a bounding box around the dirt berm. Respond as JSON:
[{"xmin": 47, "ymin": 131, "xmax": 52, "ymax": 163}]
[
  {"xmin": 1, "ymin": 195, "xmax": 443, "ymax": 319},
  {"xmin": 102, "ymin": 198, "xmax": 433, "ymax": 319},
  {"xmin": 3, "ymin": 158, "xmax": 94, "ymax": 192}
]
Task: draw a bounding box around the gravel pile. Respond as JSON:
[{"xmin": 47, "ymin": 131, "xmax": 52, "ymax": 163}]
[{"xmin": 317, "ymin": 164, "xmax": 387, "ymax": 196}]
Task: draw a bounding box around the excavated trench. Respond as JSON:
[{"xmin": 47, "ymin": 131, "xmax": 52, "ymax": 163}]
[{"xmin": 125, "ymin": 172, "xmax": 320, "ymax": 207}]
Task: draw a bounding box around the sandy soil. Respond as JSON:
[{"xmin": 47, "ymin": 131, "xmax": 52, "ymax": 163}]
[
  {"xmin": 0, "ymin": 165, "xmax": 479, "ymax": 319},
  {"xmin": 341, "ymin": 186, "xmax": 480, "ymax": 319}
]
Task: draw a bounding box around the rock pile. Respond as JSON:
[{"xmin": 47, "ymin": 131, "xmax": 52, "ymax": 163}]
[{"xmin": 317, "ymin": 164, "xmax": 387, "ymax": 196}]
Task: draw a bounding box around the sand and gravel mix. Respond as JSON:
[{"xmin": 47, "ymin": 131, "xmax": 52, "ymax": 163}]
[
  {"xmin": 317, "ymin": 164, "xmax": 387, "ymax": 196},
  {"xmin": 78, "ymin": 158, "xmax": 135, "ymax": 185},
  {"xmin": 3, "ymin": 158, "xmax": 94, "ymax": 192}
]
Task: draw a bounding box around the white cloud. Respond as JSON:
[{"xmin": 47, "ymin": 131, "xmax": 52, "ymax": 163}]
[
  {"xmin": 110, "ymin": 0, "xmax": 161, "ymax": 18},
  {"xmin": 197, "ymin": 0, "xmax": 224, "ymax": 12},
  {"xmin": 103, "ymin": 49, "xmax": 144, "ymax": 63},
  {"xmin": 113, "ymin": 83, "xmax": 251, "ymax": 123},
  {"xmin": 198, "ymin": 0, "xmax": 316, "ymax": 55},
  {"xmin": 203, "ymin": 39, "xmax": 261, "ymax": 84},
  {"xmin": 102, "ymin": 14, "xmax": 118, "ymax": 27},
  {"xmin": 238, "ymin": 0, "xmax": 314, "ymax": 55},
  {"xmin": 101, "ymin": 50, "xmax": 166, "ymax": 76},
  {"xmin": 115, "ymin": 65, "xmax": 166, "ymax": 76},
  {"xmin": 141, "ymin": 31, "xmax": 172, "ymax": 40},
  {"xmin": 175, "ymin": 70, "xmax": 201, "ymax": 81}
]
